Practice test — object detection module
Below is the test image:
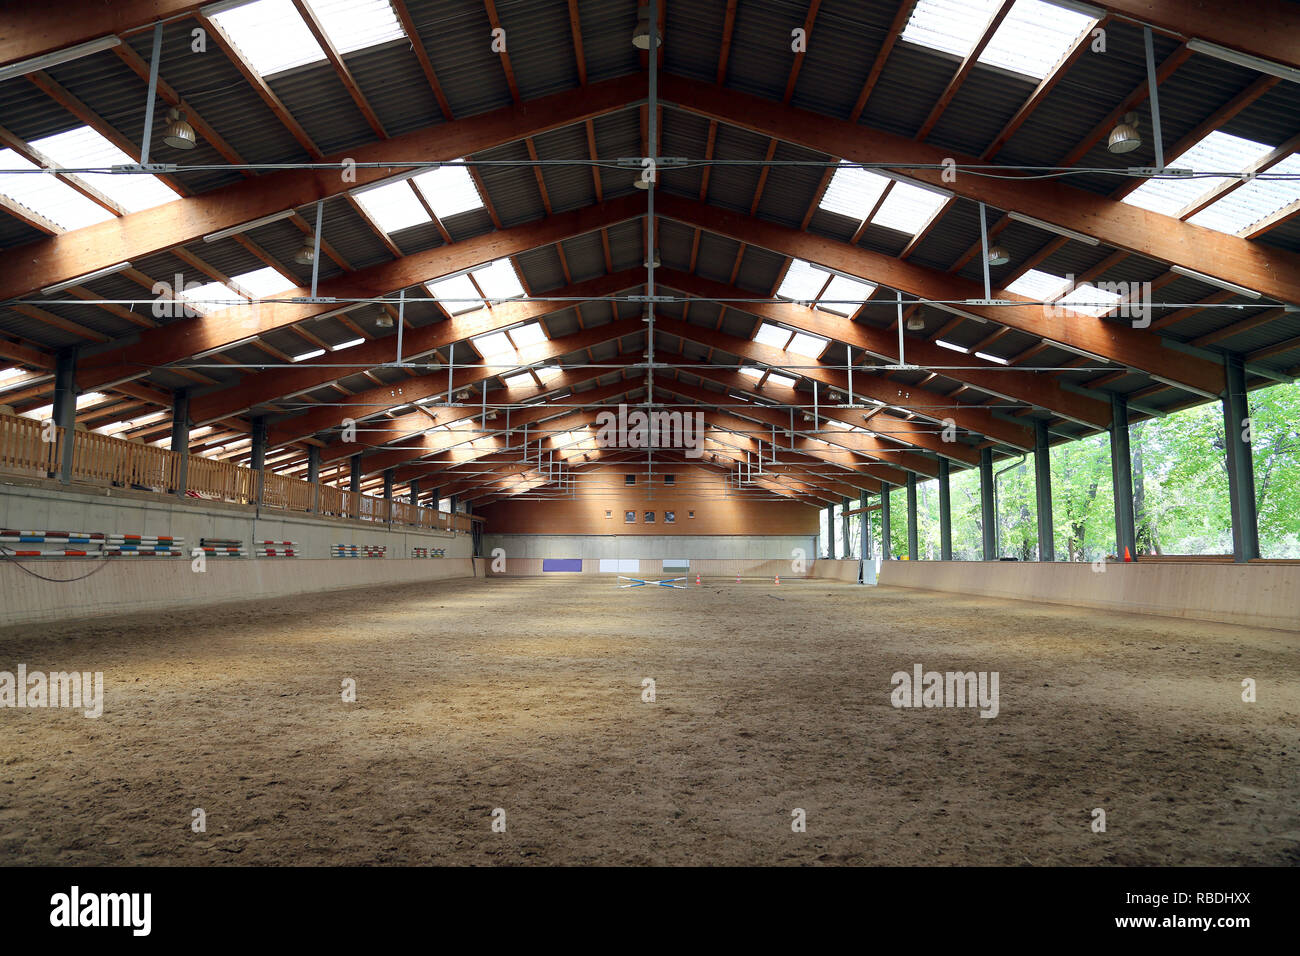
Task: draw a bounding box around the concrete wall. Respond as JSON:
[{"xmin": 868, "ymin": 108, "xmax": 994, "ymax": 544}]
[
  {"xmin": 878, "ymin": 560, "xmax": 1300, "ymax": 631},
  {"xmin": 0, "ymin": 479, "xmax": 475, "ymax": 626},
  {"xmin": 480, "ymin": 533, "xmax": 821, "ymax": 579},
  {"xmin": 481, "ymin": 533, "xmax": 815, "ymax": 560}
]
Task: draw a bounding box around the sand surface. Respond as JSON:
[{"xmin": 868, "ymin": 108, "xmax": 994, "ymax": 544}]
[{"xmin": 0, "ymin": 576, "xmax": 1295, "ymax": 865}]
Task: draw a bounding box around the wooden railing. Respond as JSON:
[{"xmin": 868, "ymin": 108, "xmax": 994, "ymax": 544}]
[{"xmin": 0, "ymin": 413, "xmax": 472, "ymax": 534}]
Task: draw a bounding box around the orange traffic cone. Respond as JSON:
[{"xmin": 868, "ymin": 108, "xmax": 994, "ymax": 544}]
[
  {"xmin": 1123, "ymin": 546, "xmax": 1133, "ymax": 562},
  {"xmin": 736, "ymin": 572, "xmax": 741, "ymax": 584},
  {"xmin": 695, "ymin": 573, "xmax": 701, "ymax": 585},
  {"xmin": 775, "ymin": 574, "xmax": 781, "ymax": 586}
]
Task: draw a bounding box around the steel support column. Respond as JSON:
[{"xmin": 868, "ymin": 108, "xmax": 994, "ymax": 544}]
[
  {"xmin": 826, "ymin": 503, "xmax": 836, "ymax": 558},
  {"xmin": 52, "ymin": 348, "xmax": 76, "ymax": 484},
  {"xmin": 938, "ymin": 458, "xmax": 952, "ymax": 560},
  {"xmin": 1034, "ymin": 419, "xmax": 1055, "ymax": 562},
  {"xmin": 1109, "ymin": 393, "xmax": 1137, "ymax": 559},
  {"xmin": 1223, "ymin": 356, "xmax": 1261, "ymax": 562},
  {"xmin": 307, "ymin": 445, "xmax": 321, "ymax": 513},
  {"xmin": 170, "ymin": 389, "xmax": 190, "ymax": 497},
  {"xmin": 880, "ymin": 481, "xmax": 891, "ymax": 561},
  {"xmin": 980, "ymin": 447, "xmax": 996, "ymax": 560},
  {"xmin": 906, "ymin": 472, "xmax": 918, "ymax": 560}
]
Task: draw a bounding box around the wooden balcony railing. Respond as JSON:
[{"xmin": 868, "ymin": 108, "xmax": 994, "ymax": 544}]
[{"xmin": 0, "ymin": 413, "xmax": 473, "ymax": 534}]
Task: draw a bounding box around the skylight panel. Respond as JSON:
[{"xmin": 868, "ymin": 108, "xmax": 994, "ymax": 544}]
[
  {"xmin": 472, "ymin": 330, "xmax": 514, "ymax": 359},
  {"xmin": 1005, "ymin": 269, "xmax": 1069, "ymax": 301},
  {"xmin": 787, "ymin": 331, "xmax": 830, "ymax": 358},
  {"xmin": 766, "ymin": 372, "xmax": 798, "ymax": 388},
  {"xmin": 1123, "ymin": 131, "xmax": 1274, "ymax": 217},
  {"xmin": 476, "ymin": 259, "xmax": 526, "ymax": 302},
  {"xmin": 353, "ymin": 179, "xmax": 431, "ymax": 233},
  {"xmin": 819, "ymin": 163, "xmax": 890, "ymax": 223},
  {"xmin": 411, "ymin": 163, "xmax": 484, "ymax": 219},
  {"xmin": 306, "ymin": 0, "xmax": 405, "ymax": 54},
  {"xmin": 534, "ymin": 364, "xmax": 562, "ymax": 382},
  {"xmin": 819, "ymin": 274, "xmax": 877, "ymax": 316},
  {"xmin": 754, "ymin": 322, "xmax": 792, "ymax": 349},
  {"xmin": 776, "ymin": 259, "xmax": 829, "ymax": 302},
  {"xmin": 427, "ymin": 273, "xmax": 482, "ymax": 315},
  {"xmin": 0, "ymin": 149, "xmax": 113, "ymax": 231},
  {"xmin": 501, "ymin": 371, "xmax": 535, "ymax": 388},
  {"xmin": 292, "ymin": 348, "xmax": 325, "ymax": 362},
  {"xmin": 33, "ymin": 127, "xmax": 177, "ymax": 213},
  {"xmin": 1055, "ymin": 282, "xmax": 1121, "ymax": 317},
  {"xmin": 232, "ymin": 266, "xmax": 294, "ymax": 298},
  {"xmin": 979, "ymin": 0, "xmax": 1096, "ymax": 80},
  {"xmin": 331, "ymin": 337, "xmax": 364, "ymax": 351},
  {"xmin": 738, "ymin": 366, "xmax": 764, "ymax": 379},
  {"xmin": 1186, "ymin": 152, "xmax": 1300, "ymax": 234},
  {"xmin": 181, "ymin": 281, "xmax": 247, "ymax": 315},
  {"xmin": 870, "ymin": 180, "xmax": 948, "ymax": 234},
  {"xmin": 22, "ymin": 404, "xmax": 54, "ymax": 421},
  {"xmin": 901, "ymin": 0, "xmax": 1002, "ymax": 58},
  {"xmin": 208, "ymin": 0, "xmax": 325, "ymax": 76}
]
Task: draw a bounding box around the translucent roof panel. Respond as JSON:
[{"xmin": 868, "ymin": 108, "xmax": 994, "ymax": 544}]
[
  {"xmin": 33, "ymin": 127, "xmax": 178, "ymax": 213},
  {"xmin": 738, "ymin": 366, "xmax": 764, "ymax": 379},
  {"xmin": 819, "ymin": 164, "xmax": 890, "ymax": 223},
  {"xmin": 901, "ymin": 0, "xmax": 1002, "ymax": 58},
  {"xmin": 231, "ymin": 266, "xmax": 295, "ymax": 298},
  {"xmin": 501, "ymin": 371, "xmax": 534, "ymax": 388},
  {"xmin": 788, "ymin": 331, "xmax": 830, "ymax": 358},
  {"xmin": 305, "ymin": 0, "xmax": 405, "ymax": 56},
  {"xmin": 209, "ymin": 0, "xmax": 324, "ymax": 76},
  {"xmin": 870, "ymin": 180, "xmax": 948, "ymax": 234},
  {"xmin": 353, "ymin": 180, "xmax": 431, "ymax": 233},
  {"xmin": 411, "ymin": 163, "xmax": 484, "ymax": 219},
  {"xmin": 427, "ymin": 273, "xmax": 482, "ymax": 315},
  {"xmin": 819, "ymin": 274, "xmax": 878, "ymax": 316},
  {"xmin": 754, "ymin": 322, "xmax": 792, "ymax": 349},
  {"xmin": 979, "ymin": 0, "xmax": 1096, "ymax": 80},
  {"xmin": 474, "ymin": 259, "xmax": 525, "ymax": 301},
  {"xmin": 0, "ymin": 149, "xmax": 114, "ymax": 231},
  {"xmin": 180, "ymin": 281, "xmax": 247, "ymax": 316},
  {"xmin": 1056, "ymin": 282, "xmax": 1122, "ymax": 317},
  {"xmin": 471, "ymin": 330, "xmax": 514, "ymax": 359},
  {"xmin": 507, "ymin": 320, "xmax": 546, "ymax": 348},
  {"xmin": 776, "ymin": 259, "xmax": 830, "ymax": 302},
  {"xmin": 1186, "ymin": 152, "xmax": 1300, "ymax": 235},
  {"xmin": 1123, "ymin": 131, "xmax": 1274, "ymax": 217},
  {"xmin": 766, "ymin": 372, "xmax": 798, "ymax": 388},
  {"xmin": 1005, "ymin": 268, "xmax": 1069, "ymax": 301}
]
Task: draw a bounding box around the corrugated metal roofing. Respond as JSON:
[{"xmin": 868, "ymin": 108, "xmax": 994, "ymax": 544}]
[
  {"xmin": 408, "ymin": 0, "xmax": 514, "ymax": 118},
  {"xmin": 1, "ymin": 0, "xmax": 1296, "ymax": 463}
]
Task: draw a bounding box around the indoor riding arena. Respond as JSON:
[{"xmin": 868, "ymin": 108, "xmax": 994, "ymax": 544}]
[{"xmin": 0, "ymin": 0, "xmax": 1297, "ymax": 874}]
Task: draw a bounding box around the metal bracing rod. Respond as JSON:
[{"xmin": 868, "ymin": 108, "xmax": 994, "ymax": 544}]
[
  {"xmin": 978, "ymin": 202, "xmax": 992, "ymax": 301},
  {"xmin": 446, "ymin": 341, "xmax": 454, "ymax": 405},
  {"xmin": 812, "ymin": 379, "xmax": 818, "ymax": 430},
  {"xmin": 895, "ymin": 290, "xmax": 905, "ymax": 366},
  {"xmin": 644, "ymin": 0, "xmax": 659, "ymax": 413},
  {"xmin": 310, "ymin": 200, "xmax": 324, "ymax": 298},
  {"xmin": 846, "ymin": 346, "xmax": 853, "ymax": 406},
  {"xmin": 139, "ymin": 23, "xmax": 164, "ymax": 167},
  {"xmin": 394, "ymin": 288, "xmax": 405, "ymax": 366},
  {"xmin": 1144, "ymin": 27, "xmax": 1165, "ymax": 172}
]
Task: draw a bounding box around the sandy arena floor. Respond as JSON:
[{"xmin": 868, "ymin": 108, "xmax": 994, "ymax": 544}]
[{"xmin": 0, "ymin": 576, "xmax": 1296, "ymax": 866}]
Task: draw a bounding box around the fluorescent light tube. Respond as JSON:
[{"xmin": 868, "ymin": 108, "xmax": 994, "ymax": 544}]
[
  {"xmin": 0, "ymin": 36, "xmax": 121, "ymax": 83},
  {"xmin": 1170, "ymin": 265, "xmax": 1261, "ymax": 299},
  {"xmin": 1007, "ymin": 211, "xmax": 1100, "ymax": 246},
  {"xmin": 40, "ymin": 261, "xmax": 132, "ymax": 295},
  {"xmin": 202, "ymin": 209, "xmax": 297, "ymax": 243}
]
